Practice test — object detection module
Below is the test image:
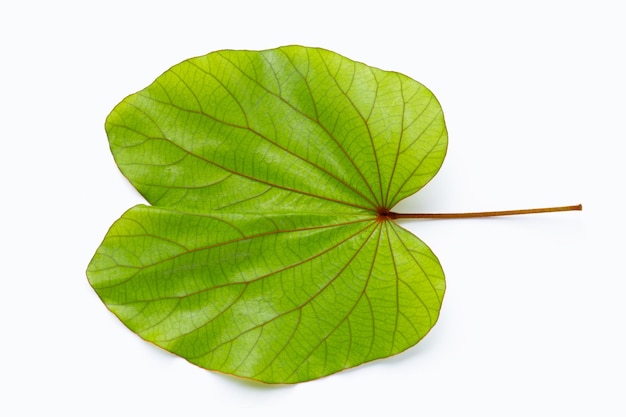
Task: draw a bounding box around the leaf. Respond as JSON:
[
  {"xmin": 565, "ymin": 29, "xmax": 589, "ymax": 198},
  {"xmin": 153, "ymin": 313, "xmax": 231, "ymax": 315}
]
[{"xmin": 88, "ymin": 46, "xmax": 448, "ymax": 383}]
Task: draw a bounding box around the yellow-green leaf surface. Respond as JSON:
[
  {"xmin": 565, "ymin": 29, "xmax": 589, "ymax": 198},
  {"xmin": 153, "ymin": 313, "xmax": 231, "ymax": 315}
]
[{"xmin": 88, "ymin": 46, "xmax": 448, "ymax": 383}]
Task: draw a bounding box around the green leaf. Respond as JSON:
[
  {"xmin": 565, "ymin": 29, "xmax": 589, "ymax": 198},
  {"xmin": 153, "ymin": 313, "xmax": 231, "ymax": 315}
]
[{"xmin": 88, "ymin": 46, "xmax": 448, "ymax": 383}]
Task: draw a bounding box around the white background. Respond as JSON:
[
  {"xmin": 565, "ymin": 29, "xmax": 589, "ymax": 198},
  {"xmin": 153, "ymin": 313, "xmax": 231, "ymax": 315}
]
[{"xmin": 2, "ymin": 1, "xmax": 624, "ymax": 415}]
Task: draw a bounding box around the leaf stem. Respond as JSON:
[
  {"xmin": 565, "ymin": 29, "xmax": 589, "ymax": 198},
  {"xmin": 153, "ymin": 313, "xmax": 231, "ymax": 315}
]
[{"xmin": 387, "ymin": 204, "xmax": 582, "ymax": 220}]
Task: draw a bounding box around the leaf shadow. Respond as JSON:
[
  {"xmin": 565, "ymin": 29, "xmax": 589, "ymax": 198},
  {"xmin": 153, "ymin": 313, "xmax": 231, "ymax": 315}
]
[{"xmin": 214, "ymin": 371, "xmax": 296, "ymax": 391}]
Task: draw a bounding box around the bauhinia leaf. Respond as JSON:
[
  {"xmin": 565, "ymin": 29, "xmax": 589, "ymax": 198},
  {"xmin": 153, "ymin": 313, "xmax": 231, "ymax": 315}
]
[{"xmin": 88, "ymin": 45, "xmax": 448, "ymax": 383}]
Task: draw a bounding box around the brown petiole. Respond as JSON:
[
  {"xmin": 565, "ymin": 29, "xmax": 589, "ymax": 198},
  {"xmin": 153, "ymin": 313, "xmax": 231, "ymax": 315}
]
[{"xmin": 377, "ymin": 204, "xmax": 582, "ymax": 221}]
